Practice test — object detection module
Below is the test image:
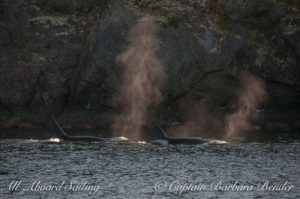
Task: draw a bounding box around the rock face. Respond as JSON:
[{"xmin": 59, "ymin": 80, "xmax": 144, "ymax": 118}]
[{"xmin": 0, "ymin": 0, "xmax": 299, "ymax": 133}]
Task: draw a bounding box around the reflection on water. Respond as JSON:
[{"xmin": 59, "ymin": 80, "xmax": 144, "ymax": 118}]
[{"xmin": 0, "ymin": 129, "xmax": 299, "ymax": 198}]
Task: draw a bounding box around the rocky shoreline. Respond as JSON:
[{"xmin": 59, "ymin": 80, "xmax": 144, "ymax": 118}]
[{"xmin": 0, "ymin": 0, "xmax": 299, "ymax": 133}]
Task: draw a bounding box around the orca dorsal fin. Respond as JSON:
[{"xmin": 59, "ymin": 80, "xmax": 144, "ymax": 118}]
[
  {"xmin": 48, "ymin": 114, "xmax": 68, "ymax": 139},
  {"xmin": 155, "ymin": 126, "xmax": 168, "ymax": 139}
]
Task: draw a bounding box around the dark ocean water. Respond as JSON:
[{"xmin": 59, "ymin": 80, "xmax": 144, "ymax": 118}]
[{"xmin": 0, "ymin": 129, "xmax": 299, "ymax": 199}]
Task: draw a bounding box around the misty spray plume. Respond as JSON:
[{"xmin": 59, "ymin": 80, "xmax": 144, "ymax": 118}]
[
  {"xmin": 112, "ymin": 17, "xmax": 165, "ymax": 139},
  {"xmin": 225, "ymin": 72, "xmax": 267, "ymax": 139}
]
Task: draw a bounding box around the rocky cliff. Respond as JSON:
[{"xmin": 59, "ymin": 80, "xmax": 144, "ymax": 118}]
[{"xmin": 0, "ymin": 0, "xmax": 299, "ymax": 133}]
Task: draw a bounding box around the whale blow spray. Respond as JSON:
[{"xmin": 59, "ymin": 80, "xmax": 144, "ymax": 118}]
[
  {"xmin": 225, "ymin": 72, "xmax": 267, "ymax": 139},
  {"xmin": 112, "ymin": 18, "xmax": 165, "ymax": 139}
]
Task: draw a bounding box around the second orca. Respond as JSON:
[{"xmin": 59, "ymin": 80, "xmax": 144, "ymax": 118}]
[
  {"xmin": 48, "ymin": 114, "xmax": 105, "ymax": 142},
  {"xmin": 150, "ymin": 126, "xmax": 208, "ymax": 145}
]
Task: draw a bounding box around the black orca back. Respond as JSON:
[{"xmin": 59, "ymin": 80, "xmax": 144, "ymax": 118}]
[
  {"xmin": 168, "ymin": 138, "xmax": 207, "ymax": 145},
  {"xmin": 152, "ymin": 126, "xmax": 208, "ymax": 145}
]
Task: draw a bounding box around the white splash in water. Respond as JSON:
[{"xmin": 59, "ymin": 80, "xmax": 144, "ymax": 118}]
[
  {"xmin": 48, "ymin": 138, "xmax": 61, "ymax": 143},
  {"xmin": 136, "ymin": 141, "xmax": 147, "ymax": 144},
  {"xmin": 110, "ymin": 136, "xmax": 129, "ymax": 141},
  {"xmin": 208, "ymin": 140, "xmax": 227, "ymax": 144}
]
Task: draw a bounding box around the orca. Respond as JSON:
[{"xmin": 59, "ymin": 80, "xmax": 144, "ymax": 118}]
[
  {"xmin": 150, "ymin": 126, "xmax": 208, "ymax": 145},
  {"xmin": 48, "ymin": 115, "xmax": 105, "ymax": 141}
]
